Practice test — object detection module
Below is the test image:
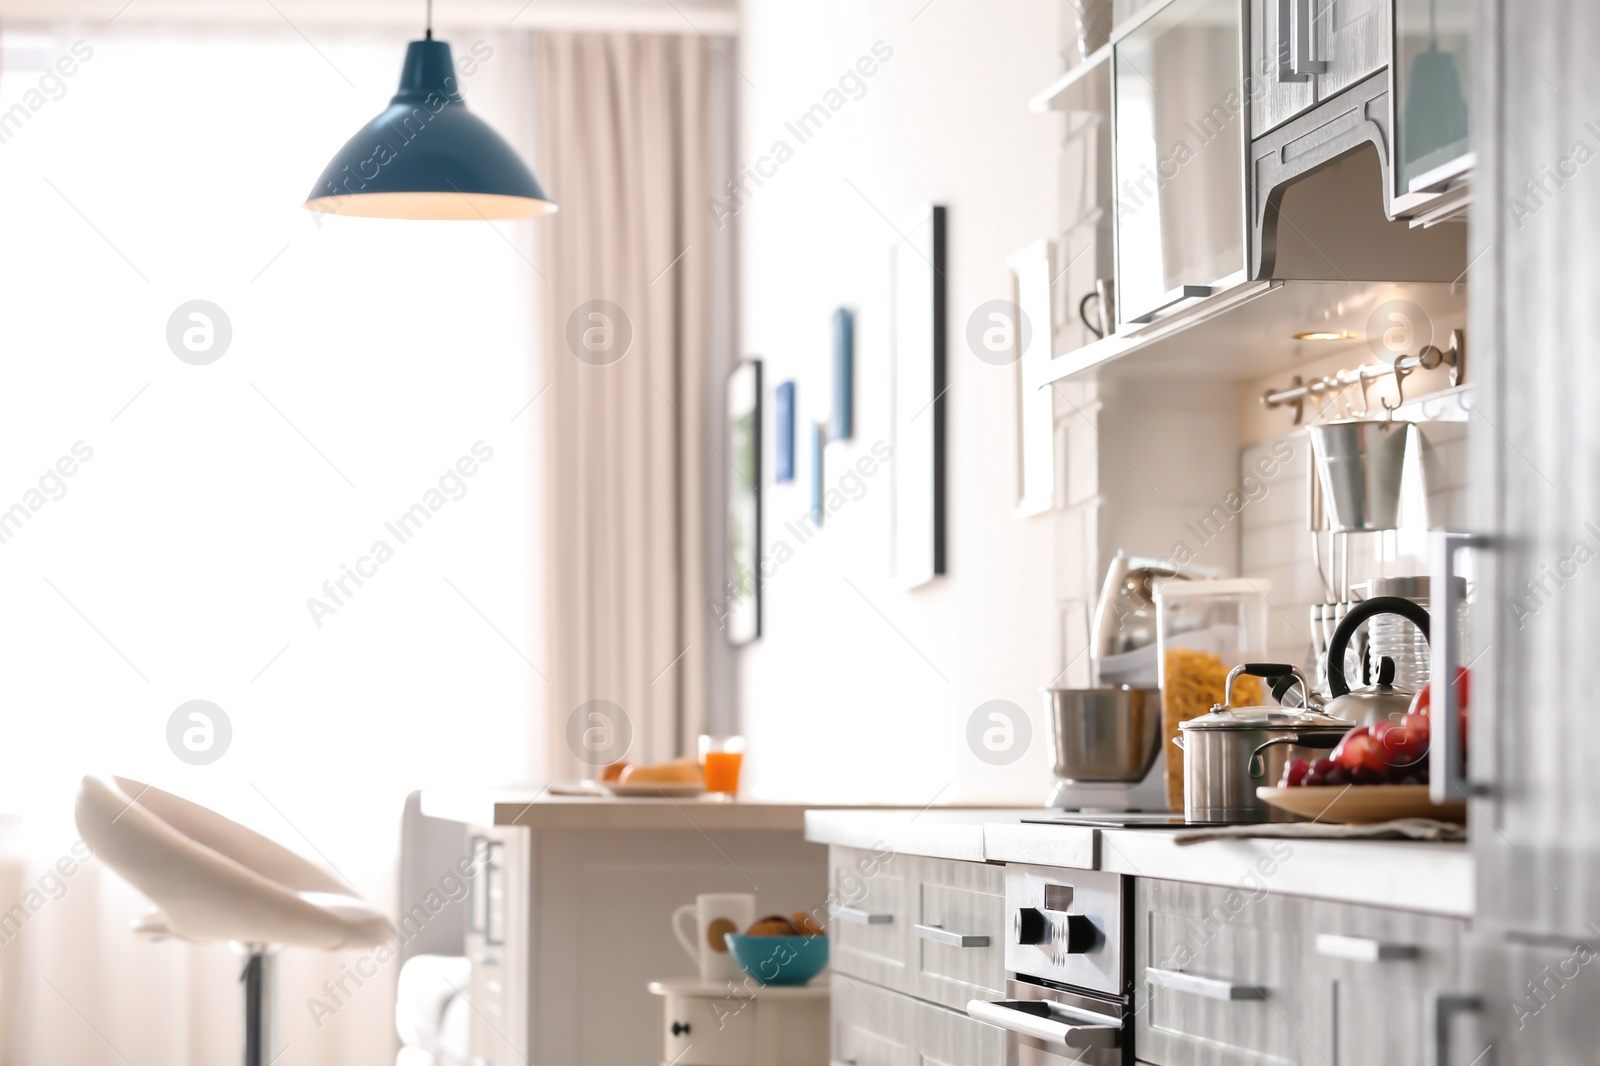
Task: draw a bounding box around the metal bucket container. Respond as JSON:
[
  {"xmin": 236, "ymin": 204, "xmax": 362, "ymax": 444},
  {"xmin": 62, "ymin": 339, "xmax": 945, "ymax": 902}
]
[
  {"xmin": 1307, "ymin": 419, "xmax": 1414, "ymax": 533},
  {"xmin": 1044, "ymin": 687, "xmax": 1162, "ymax": 783}
]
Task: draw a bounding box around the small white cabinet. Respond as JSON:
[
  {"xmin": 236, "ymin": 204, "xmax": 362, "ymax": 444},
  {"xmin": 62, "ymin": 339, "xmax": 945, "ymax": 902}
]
[
  {"xmin": 650, "ymin": 979, "xmax": 828, "ymax": 1066},
  {"xmin": 1112, "ymin": 0, "xmax": 1250, "ymax": 327}
]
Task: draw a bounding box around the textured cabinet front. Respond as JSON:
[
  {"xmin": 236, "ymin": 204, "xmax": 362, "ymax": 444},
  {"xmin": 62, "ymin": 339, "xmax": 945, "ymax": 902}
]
[
  {"xmin": 829, "ymin": 846, "xmax": 910, "ymax": 993},
  {"xmin": 831, "ymin": 973, "xmax": 1006, "ymax": 1066},
  {"xmin": 1250, "ymin": 0, "xmax": 1316, "ymax": 136},
  {"xmin": 1135, "ymin": 879, "xmax": 1318, "ymax": 1066},
  {"xmin": 909, "ymin": 856, "xmax": 1007, "ymax": 1011},
  {"xmin": 1314, "ymin": 0, "xmax": 1389, "ymax": 98},
  {"xmin": 1305, "ymin": 900, "xmax": 1464, "ymax": 1064}
]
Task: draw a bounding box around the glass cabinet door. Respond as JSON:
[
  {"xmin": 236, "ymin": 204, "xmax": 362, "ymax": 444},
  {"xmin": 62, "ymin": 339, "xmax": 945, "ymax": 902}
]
[
  {"xmin": 1393, "ymin": 0, "xmax": 1472, "ymax": 197},
  {"xmin": 1113, "ymin": 0, "xmax": 1248, "ymax": 326}
]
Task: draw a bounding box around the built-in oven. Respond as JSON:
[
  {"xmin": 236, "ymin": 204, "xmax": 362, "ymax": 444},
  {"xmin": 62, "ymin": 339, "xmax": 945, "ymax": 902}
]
[{"xmin": 966, "ymin": 864, "xmax": 1133, "ymax": 1066}]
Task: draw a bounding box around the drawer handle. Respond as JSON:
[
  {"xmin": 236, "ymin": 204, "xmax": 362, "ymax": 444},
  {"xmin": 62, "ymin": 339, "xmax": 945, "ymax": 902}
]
[
  {"xmin": 1145, "ymin": 967, "xmax": 1266, "ymax": 1001},
  {"xmin": 914, "ymin": 923, "xmax": 990, "ymax": 948},
  {"xmin": 1426, "ymin": 993, "xmax": 1481, "ymax": 1066},
  {"xmin": 1127, "ymin": 284, "xmax": 1213, "ymax": 324},
  {"xmin": 965, "ymin": 999, "xmax": 1120, "ymax": 1049},
  {"xmin": 1315, "ymin": 934, "xmax": 1420, "ymax": 962},
  {"xmin": 830, "ymin": 905, "xmax": 893, "ymax": 926},
  {"xmin": 670, "ymin": 1021, "xmax": 691, "ymax": 1036}
]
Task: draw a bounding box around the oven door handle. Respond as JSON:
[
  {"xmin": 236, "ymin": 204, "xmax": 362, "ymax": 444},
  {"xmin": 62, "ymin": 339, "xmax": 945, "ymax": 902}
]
[{"xmin": 965, "ymin": 999, "xmax": 1120, "ymax": 1049}]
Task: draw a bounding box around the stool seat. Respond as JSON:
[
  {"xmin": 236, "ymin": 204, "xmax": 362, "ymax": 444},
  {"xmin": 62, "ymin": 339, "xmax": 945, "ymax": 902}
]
[{"xmin": 75, "ymin": 775, "xmax": 390, "ymax": 951}]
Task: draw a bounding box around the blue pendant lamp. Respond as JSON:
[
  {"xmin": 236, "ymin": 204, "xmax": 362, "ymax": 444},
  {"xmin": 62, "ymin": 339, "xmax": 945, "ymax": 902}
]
[{"xmin": 304, "ymin": 1, "xmax": 556, "ymax": 220}]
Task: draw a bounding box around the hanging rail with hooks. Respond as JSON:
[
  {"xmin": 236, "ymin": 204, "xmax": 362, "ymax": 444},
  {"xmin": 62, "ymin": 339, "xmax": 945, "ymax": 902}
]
[{"xmin": 1259, "ymin": 330, "xmax": 1465, "ymax": 424}]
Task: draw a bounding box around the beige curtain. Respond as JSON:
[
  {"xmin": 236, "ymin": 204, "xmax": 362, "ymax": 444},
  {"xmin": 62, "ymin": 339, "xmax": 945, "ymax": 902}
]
[{"xmin": 535, "ymin": 33, "xmax": 730, "ymax": 780}]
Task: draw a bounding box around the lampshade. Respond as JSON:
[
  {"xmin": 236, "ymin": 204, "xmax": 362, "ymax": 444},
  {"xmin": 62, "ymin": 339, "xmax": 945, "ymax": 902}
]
[{"xmin": 304, "ymin": 38, "xmax": 556, "ymax": 220}]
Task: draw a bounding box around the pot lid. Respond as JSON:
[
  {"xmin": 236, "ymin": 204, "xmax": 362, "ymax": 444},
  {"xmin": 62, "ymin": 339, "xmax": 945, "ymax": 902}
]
[{"xmin": 1179, "ymin": 706, "xmax": 1351, "ymax": 731}]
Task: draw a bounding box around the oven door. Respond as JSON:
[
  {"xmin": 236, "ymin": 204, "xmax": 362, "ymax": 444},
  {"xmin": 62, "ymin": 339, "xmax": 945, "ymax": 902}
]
[{"xmin": 966, "ymin": 979, "xmax": 1129, "ymax": 1066}]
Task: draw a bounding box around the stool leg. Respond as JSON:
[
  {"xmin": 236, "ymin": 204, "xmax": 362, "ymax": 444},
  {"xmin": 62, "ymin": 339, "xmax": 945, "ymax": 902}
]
[{"xmin": 241, "ymin": 948, "xmax": 278, "ymax": 1066}]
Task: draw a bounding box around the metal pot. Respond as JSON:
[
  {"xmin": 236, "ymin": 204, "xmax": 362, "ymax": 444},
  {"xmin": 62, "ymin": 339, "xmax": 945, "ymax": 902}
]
[
  {"xmin": 1175, "ymin": 664, "xmax": 1351, "ymax": 822},
  {"xmin": 1045, "ymin": 686, "xmax": 1162, "ymax": 783}
]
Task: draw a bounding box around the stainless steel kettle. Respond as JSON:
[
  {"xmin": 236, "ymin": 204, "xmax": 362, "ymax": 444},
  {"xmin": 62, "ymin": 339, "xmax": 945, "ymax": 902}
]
[{"xmin": 1324, "ymin": 595, "xmax": 1431, "ymax": 724}]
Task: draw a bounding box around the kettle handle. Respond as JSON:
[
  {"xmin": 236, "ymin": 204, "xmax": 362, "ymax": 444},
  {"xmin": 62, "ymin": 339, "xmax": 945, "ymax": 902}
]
[{"xmin": 1326, "ymin": 596, "xmax": 1431, "ymax": 698}]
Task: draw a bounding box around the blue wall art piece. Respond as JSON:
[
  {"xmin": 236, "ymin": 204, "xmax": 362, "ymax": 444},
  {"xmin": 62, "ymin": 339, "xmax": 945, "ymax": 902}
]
[
  {"xmin": 832, "ymin": 307, "xmax": 854, "ymax": 441},
  {"xmin": 810, "ymin": 420, "xmax": 826, "ymax": 526},
  {"xmin": 774, "ymin": 380, "xmax": 796, "ymax": 483}
]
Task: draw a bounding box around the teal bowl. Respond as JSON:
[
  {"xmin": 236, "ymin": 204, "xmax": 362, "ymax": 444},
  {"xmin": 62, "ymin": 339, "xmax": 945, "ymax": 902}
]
[{"xmin": 724, "ymin": 933, "xmax": 829, "ymax": 986}]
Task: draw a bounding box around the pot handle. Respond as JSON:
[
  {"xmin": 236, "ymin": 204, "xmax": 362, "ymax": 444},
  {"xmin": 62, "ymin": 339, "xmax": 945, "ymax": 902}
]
[
  {"xmin": 1248, "ymin": 733, "xmax": 1343, "ymax": 779},
  {"xmin": 1220, "ymin": 663, "xmax": 1301, "ymax": 708},
  {"xmin": 1326, "ymin": 596, "xmax": 1431, "ymax": 698}
]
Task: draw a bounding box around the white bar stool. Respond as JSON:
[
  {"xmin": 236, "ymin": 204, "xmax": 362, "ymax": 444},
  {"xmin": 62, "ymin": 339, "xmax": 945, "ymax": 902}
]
[{"xmin": 75, "ymin": 775, "xmax": 391, "ymax": 1066}]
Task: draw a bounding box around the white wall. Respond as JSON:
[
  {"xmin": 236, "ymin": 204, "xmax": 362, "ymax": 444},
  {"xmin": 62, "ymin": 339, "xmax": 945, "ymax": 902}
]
[
  {"xmin": 733, "ymin": 0, "xmax": 1066, "ymax": 804},
  {"xmin": 0, "ymin": 24, "xmax": 543, "ymax": 1065}
]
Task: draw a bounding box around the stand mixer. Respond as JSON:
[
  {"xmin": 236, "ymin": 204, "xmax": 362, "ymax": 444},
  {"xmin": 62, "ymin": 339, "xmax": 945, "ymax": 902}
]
[{"xmin": 1044, "ymin": 553, "xmax": 1178, "ymax": 810}]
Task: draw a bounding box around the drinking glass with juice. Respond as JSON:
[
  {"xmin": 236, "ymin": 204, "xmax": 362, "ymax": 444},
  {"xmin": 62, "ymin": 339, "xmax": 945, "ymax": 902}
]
[{"xmin": 699, "ymin": 735, "xmax": 745, "ymax": 798}]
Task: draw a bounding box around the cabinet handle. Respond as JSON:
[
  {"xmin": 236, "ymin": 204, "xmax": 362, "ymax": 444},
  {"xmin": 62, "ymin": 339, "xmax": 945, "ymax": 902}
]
[
  {"xmin": 830, "ymin": 905, "xmax": 893, "ymax": 925},
  {"xmin": 1145, "ymin": 967, "xmax": 1266, "ymax": 1001},
  {"xmin": 1315, "ymin": 934, "xmax": 1420, "ymax": 962},
  {"xmin": 1425, "ymin": 992, "xmax": 1481, "ymax": 1066},
  {"xmin": 1281, "ymin": 0, "xmax": 1327, "ymax": 79},
  {"xmin": 965, "ymin": 999, "xmax": 1120, "ymax": 1049},
  {"xmin": 1432, "ymin": 532, "xmax": 1490, "ymax": 803},
  {"xmin": 1127, "ymin": 284, "xmax": 1213, "ymax": 324},
  {"xmin": 914, "ymin": 923, "xmax": 990, "ymax": 948}
]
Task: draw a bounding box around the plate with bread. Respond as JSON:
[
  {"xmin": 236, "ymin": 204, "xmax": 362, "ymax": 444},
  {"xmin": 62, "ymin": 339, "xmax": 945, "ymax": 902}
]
[{"xmin": 599, "ymin": 756, "xmax": 706, "ymax": 798}]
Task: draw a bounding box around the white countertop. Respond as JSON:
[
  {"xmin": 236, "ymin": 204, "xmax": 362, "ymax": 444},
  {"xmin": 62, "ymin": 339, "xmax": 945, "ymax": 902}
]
[
  {"xmin": 805, "ymin": 808, "xmax": 1474, "ymax": 917},
  {"xmin": 422, "ymin": 789, "xmax": 999, "ymax": 833}
]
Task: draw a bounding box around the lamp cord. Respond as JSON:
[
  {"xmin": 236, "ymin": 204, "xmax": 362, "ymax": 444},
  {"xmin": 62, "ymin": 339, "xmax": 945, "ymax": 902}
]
[{"xmin": 425, "ymin": 0, "xmax": 433, "ymax": 39}]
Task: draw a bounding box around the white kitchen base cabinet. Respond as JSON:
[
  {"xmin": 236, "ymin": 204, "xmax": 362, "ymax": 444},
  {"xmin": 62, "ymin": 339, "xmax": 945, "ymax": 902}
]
[
  {"xmin": 828, "ymin": 847, "xmax": 1007, "ymax": 1013},
  {"xmin": 831, "ymin": 973, "xmax": 1005, "ymax": 1066},
  {"xmin": 649, "ymin": 979, "xmax": 828, "ymax": 1066},
  {"xmin": 1304, "ymin": 898, "xmax": 1464, "ymax": 1064},
  {"xmin": 1134, "ymin": 879, "xmax": 1466, "ymax": 1066}
]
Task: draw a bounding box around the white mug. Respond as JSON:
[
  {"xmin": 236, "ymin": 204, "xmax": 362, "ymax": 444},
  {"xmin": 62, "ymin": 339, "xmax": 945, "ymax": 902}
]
[{"xmin": 671, "ymin": 892, "xmax": 756, "ymax": 981}]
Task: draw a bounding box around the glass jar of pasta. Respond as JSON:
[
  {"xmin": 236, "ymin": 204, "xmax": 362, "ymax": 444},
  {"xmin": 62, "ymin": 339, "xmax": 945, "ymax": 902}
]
[{"xmin": 1154, "ymin": 578, "xmax": 1272, "ymax": 813}]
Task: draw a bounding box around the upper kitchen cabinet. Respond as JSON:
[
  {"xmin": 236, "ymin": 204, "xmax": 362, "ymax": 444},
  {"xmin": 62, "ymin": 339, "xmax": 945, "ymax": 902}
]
[
  {"xmin": 1113, "ymin": 0, "xmax": 1249, "ymax": 327},
  {"xmin": 1251, "ymin": 0, "xmax": 1390, "ymax": 138},
  {"xmin": 1390, "ymin": 0, "xmax": 1473, "ymax": 218}
]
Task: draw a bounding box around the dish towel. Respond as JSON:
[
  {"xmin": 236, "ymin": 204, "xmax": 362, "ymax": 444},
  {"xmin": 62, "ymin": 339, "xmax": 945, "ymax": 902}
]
[{"xmin": 1172, "ymin": 818, "xmax": 1467, "ymax": 846}]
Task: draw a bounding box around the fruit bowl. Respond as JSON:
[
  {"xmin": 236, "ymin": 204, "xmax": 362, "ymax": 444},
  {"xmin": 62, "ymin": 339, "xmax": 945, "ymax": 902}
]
[
  {"xmin": 724, "ymin": 934, "xmax": 828, "ymax": 986},
  {"xmin": 1257, "ymin": 784, "xmax": 1466, "ymax": 824}
]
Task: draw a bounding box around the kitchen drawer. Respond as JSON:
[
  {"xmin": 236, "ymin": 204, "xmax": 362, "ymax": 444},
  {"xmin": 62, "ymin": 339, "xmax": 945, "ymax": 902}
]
[
  {"xmin": 907, "ymin": 855, "xmax": 1007, "ymax": 1011},
  {"xmin": 829, "ymin": 846, "xmax": 909, "ymax": 992},
  {"xmin": 831, "ymin": 972, "xmax": 1005, "ymax": 1066},
  {"xmin": 1304, "ymin": 900, "xmax": 1464, "ymax": 1064},
  {"xmin": 1134, "ymin": 879, "xmax": 1319, "ymax": 1065}
]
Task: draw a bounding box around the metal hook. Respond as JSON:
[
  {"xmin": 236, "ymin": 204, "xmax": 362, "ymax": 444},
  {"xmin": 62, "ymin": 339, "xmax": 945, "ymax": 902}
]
[{"xmin": 1381, "ymin": 363, "xmax": 1415, "ymax": 419}]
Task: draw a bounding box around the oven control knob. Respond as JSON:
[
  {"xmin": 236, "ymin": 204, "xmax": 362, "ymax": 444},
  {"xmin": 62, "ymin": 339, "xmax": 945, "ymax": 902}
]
[
  {"xmin": 1059, "ymin": 914, "xmax": 1099, "ymax": 955},
  {"xmin": 1014, "ymin": 907, "xmax": 1048, "ymax": 945}
]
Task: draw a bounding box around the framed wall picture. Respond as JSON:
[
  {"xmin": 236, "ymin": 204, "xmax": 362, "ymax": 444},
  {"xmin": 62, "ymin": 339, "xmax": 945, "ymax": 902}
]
[
  {"xmin": 831, "ymin": 308, "xmax": 854, "ymax": 441},
  {"xmin": 774, "ymin": 380, "xmax": 796, "ymax": 483},
  {"xmin": 810, "ymin": 420, "xmax": 826, "ymax": 525},
  {"xmin": 890, "ymin": 205, "xmax": 947, "ymax": 588},
  {"xmin": 725, "ymin": 359, "xmax": 762, "ymax": 645},
  {"xmin": 1008, "ymin": 239, "xmax": 1056, "ymax": 517}
]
